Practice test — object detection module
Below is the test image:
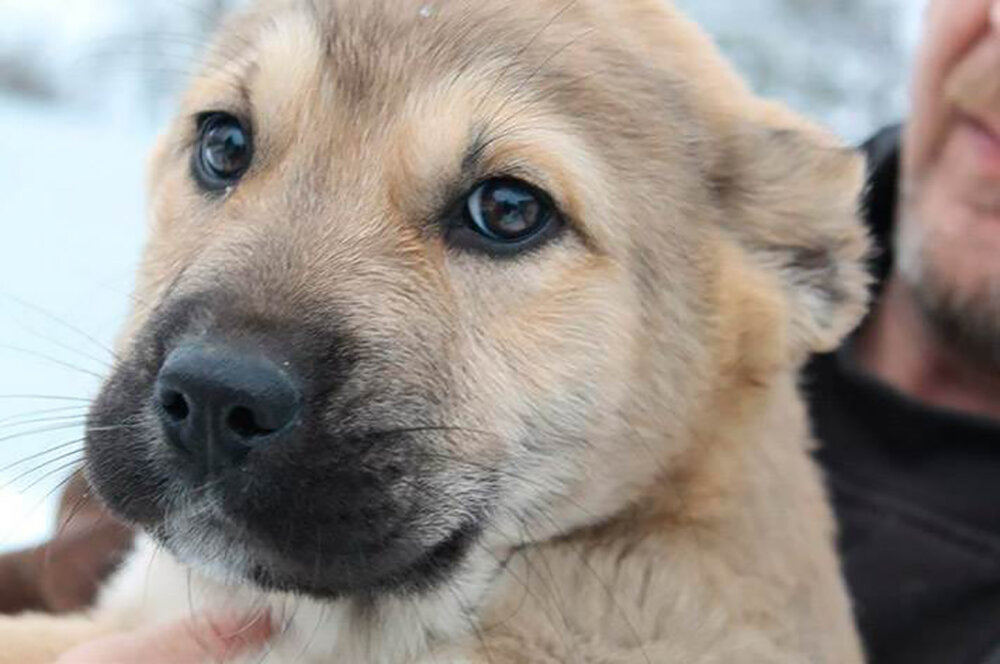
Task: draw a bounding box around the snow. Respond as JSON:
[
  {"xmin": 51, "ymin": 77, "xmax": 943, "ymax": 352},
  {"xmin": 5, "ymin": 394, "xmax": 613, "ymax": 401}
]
[
  {"xmin": 0, "ymin": 95, "xmax": 153, "ymax": 549},
  {"xmin": 0, "ymin": 1, "xmax": 926, "ymax": 552},
  {"xmin": 676, "ymin": 0, "xmax": 927, "ymax": 141}
]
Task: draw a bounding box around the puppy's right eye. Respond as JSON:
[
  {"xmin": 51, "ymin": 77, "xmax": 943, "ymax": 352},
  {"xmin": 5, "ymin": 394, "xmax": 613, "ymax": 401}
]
[{"xmin": 192, "ymin": 113, "xmax": 253, "ymax": 191}]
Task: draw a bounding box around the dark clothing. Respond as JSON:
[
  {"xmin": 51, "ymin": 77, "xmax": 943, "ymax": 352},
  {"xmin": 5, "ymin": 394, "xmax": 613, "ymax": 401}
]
[{"xmin": 807, "ymin": 127, "xmax": 1000, "ymax": 664}]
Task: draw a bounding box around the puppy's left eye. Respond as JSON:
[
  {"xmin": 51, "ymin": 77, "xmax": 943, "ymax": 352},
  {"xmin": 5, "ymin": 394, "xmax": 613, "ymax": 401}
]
[
  {"xmin": 450, "ymin": 178, "xmax": 563, "ymax": 254},
  {"xmin": 192, "ymin": 113, "xmax": 253, "ymax": 191}
]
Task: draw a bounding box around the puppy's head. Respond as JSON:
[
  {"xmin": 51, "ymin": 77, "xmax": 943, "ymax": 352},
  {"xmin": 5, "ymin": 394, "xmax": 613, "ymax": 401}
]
[{"xmin": 86, "ymin": 0, "xmax": 868, "ymax": 600}]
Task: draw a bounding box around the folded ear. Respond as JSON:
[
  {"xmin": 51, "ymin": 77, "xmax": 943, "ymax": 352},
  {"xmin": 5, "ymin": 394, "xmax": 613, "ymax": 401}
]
[
  {"xmin": 592, "ymin": 0, "xmax": 872, "ymax": 356},
  {"xmin": 712, "ymin": 114, "xmax": 872, "ymax": 356}
]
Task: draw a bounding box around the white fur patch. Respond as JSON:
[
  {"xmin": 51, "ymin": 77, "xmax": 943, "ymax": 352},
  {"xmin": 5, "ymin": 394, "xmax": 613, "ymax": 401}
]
[{"xmin": 99, "ymin": 535, "xmax": 499, "ymax": 663}]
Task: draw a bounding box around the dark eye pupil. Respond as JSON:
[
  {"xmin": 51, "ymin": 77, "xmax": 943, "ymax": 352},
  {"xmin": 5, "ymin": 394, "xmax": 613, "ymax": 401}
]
[
  {"xmin": 195, "ymin": 114, "xmax": 252, "ymax": 189},
  {"xmin": 205, "ymin": 126, "xmax": 247, "ymax": 174},
  {"xmin": 481, "ymin": 185, "xmax": 540, "ymax": 238},
  {"xmin": 470, "ymin": 180, "xmax": 551, "ymax": 242}
]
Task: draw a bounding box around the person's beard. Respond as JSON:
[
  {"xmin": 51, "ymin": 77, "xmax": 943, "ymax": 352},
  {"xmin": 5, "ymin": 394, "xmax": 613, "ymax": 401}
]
[
  {"xmin": 896, "ymin": 206, "xmax": 1000, "ymax": 368},
  {"xmin": 895, "ymin": 35, "xmax": 1000, "ymax": 369}
]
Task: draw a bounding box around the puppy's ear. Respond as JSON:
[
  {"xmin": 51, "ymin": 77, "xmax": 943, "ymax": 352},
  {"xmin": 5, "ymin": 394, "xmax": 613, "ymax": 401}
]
[{"xmin": 713, "ymin": 115, "xmax": 871, "ymax": 356}]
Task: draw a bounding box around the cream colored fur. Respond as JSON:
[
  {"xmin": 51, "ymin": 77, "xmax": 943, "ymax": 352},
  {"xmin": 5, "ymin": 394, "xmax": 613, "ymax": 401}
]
[{"xmin": 0, "ymin": 0, "xmax": 868, "ymax": 662}]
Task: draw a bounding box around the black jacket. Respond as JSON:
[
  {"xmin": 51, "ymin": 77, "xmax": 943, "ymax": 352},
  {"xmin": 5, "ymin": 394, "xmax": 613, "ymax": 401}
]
[{"xmin": 807, "ymin": 128, "xmax": 1000, "ymax": 664}]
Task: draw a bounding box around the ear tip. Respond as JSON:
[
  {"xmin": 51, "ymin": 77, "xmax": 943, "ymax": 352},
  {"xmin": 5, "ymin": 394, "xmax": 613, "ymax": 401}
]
[
  {"xmin": 719, "ymin": 107, "xmax": 875, "ymax": 356},
  {"xmin": 802, "ymin": 242, "xmax": 875, "ymax": 353}
]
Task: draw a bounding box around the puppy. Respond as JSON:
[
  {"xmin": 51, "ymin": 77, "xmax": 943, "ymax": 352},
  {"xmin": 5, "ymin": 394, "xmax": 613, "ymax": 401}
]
[{"xmin": 0, "ymin": 0, "xmax": 870, "ymax": 661}]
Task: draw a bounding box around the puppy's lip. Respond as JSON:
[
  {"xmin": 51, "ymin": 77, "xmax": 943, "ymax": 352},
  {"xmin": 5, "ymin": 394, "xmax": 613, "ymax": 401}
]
[
  {"xmin": 245, "ymin": 520, "xmax": 481, "ymax": 598},
  {"xmin": 157, "ymin": 502, "xmax": 483, "ymax": 599}
]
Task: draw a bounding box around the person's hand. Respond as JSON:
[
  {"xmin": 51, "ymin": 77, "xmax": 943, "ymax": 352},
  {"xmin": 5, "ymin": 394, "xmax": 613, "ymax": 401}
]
[{"xmin": 55, "ymin": 612, "xmax": 273, "ymax": 664}]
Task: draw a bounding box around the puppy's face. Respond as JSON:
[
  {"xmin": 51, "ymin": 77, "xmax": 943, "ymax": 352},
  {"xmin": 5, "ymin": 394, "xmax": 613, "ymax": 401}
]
[{"xmin": 85, "ymin": 0, "xmax": 868, "ymax": 600}]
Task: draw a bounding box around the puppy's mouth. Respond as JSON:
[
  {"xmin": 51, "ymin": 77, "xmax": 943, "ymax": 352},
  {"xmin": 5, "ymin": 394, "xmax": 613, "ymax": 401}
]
[
  {"xmin": 242, "ymin": 522, "xmax": 482, "ymax": 597},
  {"xmin": 150, "ymin": 500, "xmax": 484, "ymax": 599}
]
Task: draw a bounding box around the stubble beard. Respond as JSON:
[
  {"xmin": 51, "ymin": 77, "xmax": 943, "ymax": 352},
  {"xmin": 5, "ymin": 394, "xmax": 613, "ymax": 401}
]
[{"xmin": 896, "ymin": 187, "xmax": 1000, "ymax": 369}]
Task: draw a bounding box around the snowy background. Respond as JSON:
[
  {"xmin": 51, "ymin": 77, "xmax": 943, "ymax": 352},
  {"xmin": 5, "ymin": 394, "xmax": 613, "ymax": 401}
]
[{"xmin": 0, "ymin": 0, "xmax": 927, "ymax": 552}]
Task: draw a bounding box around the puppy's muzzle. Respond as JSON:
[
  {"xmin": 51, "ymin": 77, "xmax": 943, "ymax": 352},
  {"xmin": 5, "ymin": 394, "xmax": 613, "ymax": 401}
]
[
  {"xmin": 155, "ymin": 341, "xmax": 302, "ymax": 477},
  {"xmin": 86, "ymin": 297, "xmax": 489, "ymax": 597}
]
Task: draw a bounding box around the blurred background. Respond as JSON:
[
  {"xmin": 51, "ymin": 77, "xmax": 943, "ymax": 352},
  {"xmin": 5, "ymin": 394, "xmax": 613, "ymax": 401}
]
[{"xmin": 0, "ymin": 0, "xmax": 926, "ymax": 552}]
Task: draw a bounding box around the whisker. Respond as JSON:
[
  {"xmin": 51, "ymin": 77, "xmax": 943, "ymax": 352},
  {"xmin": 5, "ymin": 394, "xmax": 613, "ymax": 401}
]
[
  {"xmin": 0, "ymin": 414, "xmax": 87, "ymax": 434},
  {"xmin": 0, "ymin": 468, "xmax": 82, "ymax": 548},
  {"xmin": 288, "ymin": 598, "xmax": 325, "ymax": 664},
  {"xmin": 527, "ymin": 514, "xmax": 652, "ymax": 663},
  {"xmin": 52, "ymin": 484, "xmax": 94, "ymax": 541},
  {"xmin": 361, "ymin": 434, "xmax": 657, "ymax": 661},
  {"xmin": 0, "ymin": 437, "xmax": 87, "ymax": 475},
  {"xmin": 0, "ymin": 422, "xmax": 89, "ymax": 446},
  {"xmin": 0, "ymin": 344, "xmax": 105, "ymax": 380},
  {"xmin": 0, "ymin": 405, "xmax": 89, "ymax": 426},
  {"xmin": 0, "ymin": 292, "xmax": 121, "ymax": 364},
  {"xmin": 386, "ymin": 473, "xmax": 575, "ymax": 642},
  {"xmin": 186, "ymin": 568, "xmax": 198, "ymax": 648},
  {"xmin": 484, "ymin": 27, "xmax": 597, "ymax": 136},
  {"xmin": 368, "ymin": 424, "xmax": 670, "ymax": 494},
  {"xmin": 85, "ymin": 423, "xmax": 148, "ymax": 435},
  {"xmin": 143, "ymin": 539, "xmax": 163, "ymax": 609},
  {"xmin": 473, "ymin": 0, "xmax": 580, "ymax": 120},
  {"xmin": 0, "ymin": 395, "xmax": 91, "ymax": 403},
  {"xmin": 508, "ymin": 516, "xmax": 573, "ymax": 640},
  {"xmin": 42, "ymin": 493, "xmax": 128, "ymax": 607},
  {"xmin": 25, "ymin": 327, "xmax": 115, "ymax": 373},
  {"xmin": 441, "ymin": 577, "xmax": 499, "ymax": 664},
  {"xmin": 9, "ymin": 458, "xmax": 85, "ymax": 506},
  {"xmin": 0, "ymin": 448, "xmax": 86, "ymax": 493}
]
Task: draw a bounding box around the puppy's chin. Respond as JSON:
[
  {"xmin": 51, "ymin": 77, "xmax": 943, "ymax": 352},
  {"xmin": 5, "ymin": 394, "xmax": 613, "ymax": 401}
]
[{"xmin": 152, "ymin": 500, "xmax": 482, "ymax": 600}]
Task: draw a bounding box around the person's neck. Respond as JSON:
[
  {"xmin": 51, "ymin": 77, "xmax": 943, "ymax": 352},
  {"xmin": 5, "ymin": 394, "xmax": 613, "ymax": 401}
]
[{"xmin": 856, "ymin": 275, "xmax": 1000, "ymax": 422}]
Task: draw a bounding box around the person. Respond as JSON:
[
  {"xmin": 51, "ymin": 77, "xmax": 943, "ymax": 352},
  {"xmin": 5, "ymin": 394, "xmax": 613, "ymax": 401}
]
[
  {"xmin": 0, "ymin": 473, "xmax": 131, "ymax": 616},
  {"xmin": 1, "ymin": 0, "xmax": 998, "ymax": 661},
  {"xmin": 54, "ymin": 612, "xmax": 272, "ymax": 664},
  {"xmin": 0, "ymin": 475, "xmax": 269, "ymax": 662},
  {"xmin": 807, "ymin": 1, "xmax": 1000, "ymax": 663}
]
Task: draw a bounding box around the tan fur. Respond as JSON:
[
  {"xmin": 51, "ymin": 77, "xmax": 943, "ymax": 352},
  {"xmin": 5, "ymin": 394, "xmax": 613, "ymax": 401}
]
[{"xmin": 0, "ymin": 1, "xmax": 868, "ymax": 662}]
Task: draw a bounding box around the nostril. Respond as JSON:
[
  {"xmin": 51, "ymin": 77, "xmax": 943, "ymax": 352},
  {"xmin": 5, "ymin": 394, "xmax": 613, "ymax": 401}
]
[
  {"xmin": 155, "ymin": 342, "xmax": 302, "ymax": 472},
  {"xmin": 226, "ymin": 406, "xmax": 275, "ymax": 440},
  {"xmin": 160, "ymin": 389, "xmax": 190, "ymax": 422}
]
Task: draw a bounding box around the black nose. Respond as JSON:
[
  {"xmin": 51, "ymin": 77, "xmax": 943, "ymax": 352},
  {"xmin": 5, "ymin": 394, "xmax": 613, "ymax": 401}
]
[{"xmin": 154, "ymin": 343, "xmax": 302, "ymax": 474}]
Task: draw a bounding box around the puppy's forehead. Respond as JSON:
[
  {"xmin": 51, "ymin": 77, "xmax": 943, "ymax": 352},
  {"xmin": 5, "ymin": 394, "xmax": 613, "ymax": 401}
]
[{"xmin": 186, "ymin": 0, "xmax": 654, "ymax": 125}]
